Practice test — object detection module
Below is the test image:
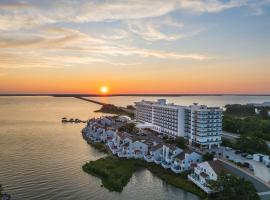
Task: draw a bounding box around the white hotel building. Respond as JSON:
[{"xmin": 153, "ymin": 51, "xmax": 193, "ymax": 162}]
[{"xmin": 135, "ymin": 99, "xmax": 222, "ymax": 149}]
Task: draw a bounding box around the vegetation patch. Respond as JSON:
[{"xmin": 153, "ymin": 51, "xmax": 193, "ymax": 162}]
[
  {"xmin": 209, "ymin": 173, "xmax": 260, "ymax": 200},
  {"xmin": 166, "ymin": 137, "xmax": 188, "ymax": 149},
  {"xmin": 95, "ymin": 104, "xmax": 134, "ymax": 118},
  {"xmin": 82, "ymin": 156, "xmax": 206, "ymax": 198},
  {"xmin": 223, "ymin": 105, "xmax": 270, "ymax": 154},
  {"xmin": 118, "ymin": 123, "xmax": 139, "ymax": 134},
  {"xmin": 87, "ymin": 141, "xmax": 109, "ymax": 154},
  {"xmin": 83, "ymin": 156, "xmax": 134, "ymax": 192}
]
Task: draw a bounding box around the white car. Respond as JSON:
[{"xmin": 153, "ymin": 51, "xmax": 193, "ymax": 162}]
[
  {"xmin": 246, "ymin": 155, "xmax": 253, "ymax": 159},
  {"xmin": 225, "ymin": 147, "xmax": 232, "ymax": 151}
]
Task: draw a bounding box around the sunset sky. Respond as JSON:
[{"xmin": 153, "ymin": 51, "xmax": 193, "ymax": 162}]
[{"xmin": 0, "ymin": 0, "xmax": 270, "ymax": 94}]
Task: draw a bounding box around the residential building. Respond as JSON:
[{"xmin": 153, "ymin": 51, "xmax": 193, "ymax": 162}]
[
  {"xmin": 188, "ymin": 160, "xmax": 226, "ymax": 193},
  {"xmin": 135, "ymin": 99, "xmax": 222, "ymax": 149},
  {"xmin": 185, "ymin": 103, "xmax": 222, "ymax": 149},
  {"xmin": 171, "ymin": 149, "xmax": 202, "ymax": 173},
  {"xmin": 144, "ymin": 143, "xmax": 163, "ymax": 163},
  {"xmin": 161, "ymin": 144, "xmax": 182, "ymax": 169}
]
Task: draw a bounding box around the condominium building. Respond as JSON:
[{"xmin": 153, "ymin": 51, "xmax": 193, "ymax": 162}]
[
  {"xmin": 135, "ymin": 99, "xmax": 185, "ymax": 136},
  {"xmin": 184, "ymin": 104, "xmax": 222, "ymax": 149},
  {"xmin": 135, "ymin": 99, "xmax": 222, "ymax": 149}
]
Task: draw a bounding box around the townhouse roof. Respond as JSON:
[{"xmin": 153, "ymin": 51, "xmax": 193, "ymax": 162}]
[
  {"xmin": 150, "ymin": 143, "xmax": 163, "ymax": 152},
  {"xmin": 174, "ymin": 149, "xmax": 191, "ymax": 160},
  {"xmin": 190, "ymin": 163, "xmax": 197, "ymax": 168},
  {"xmin": 164, "ymin": 143, "xmax": 179, "ymax": 151},
  {"xmin": 208, "ymin": 160, "xmax": 227, "ymax": 175},
  {"xmin": 116, "ymin": 131, "xmax": 131, "ymax": 140}
]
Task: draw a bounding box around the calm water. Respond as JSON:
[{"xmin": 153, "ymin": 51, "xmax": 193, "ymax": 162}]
[
  {"xmin": 89, "ymin": 95, "xmax": 270, "ymax": 107},
  {"xmin": 0, "ymin": 96, "xmax": 200, "ymax": 200}
]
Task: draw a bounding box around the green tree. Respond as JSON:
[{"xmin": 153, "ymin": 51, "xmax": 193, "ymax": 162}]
[
  {"xmin": 175, "ymin": 137, "xmax": 187, "ymax": 149},
  {"xmin": 126, "ymin": 105, "xmax": 135, "ymax": 110},
  {"xmin": 118, "ymin": 123, "xmax": 139, "ymax": 134},
  {"xmin": 202, "ymin": 152, "xmax": 214, "ymax": 161},
  {"xmin": 236, "ymin": 135, "xmax": 269, "ymax": 154},
  {"xmin": 260, "ymin": 108, "xmax": 270, "ymax": 119},
  {"xmin": 224, "ymin": 104, "xmax": 255, "ymax": 117},
  {"xmin": 210, "ymin": 173, "xmax": 259, "ymax": 200}
]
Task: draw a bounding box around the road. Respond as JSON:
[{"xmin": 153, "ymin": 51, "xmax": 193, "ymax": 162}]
[{"xmin": 219, "ymin": 159, "xmax": 270, "ymax": 200}]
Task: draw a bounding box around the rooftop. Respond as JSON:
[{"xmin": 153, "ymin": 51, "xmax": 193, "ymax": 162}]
[{"xmin": 208, "ymin": 160, "xmax": 228, "ymax": 175}]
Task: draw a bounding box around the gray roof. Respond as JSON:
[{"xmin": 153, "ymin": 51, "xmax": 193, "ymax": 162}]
[
  {"xmin": 208, "ymin": 160, "xmax": 228, "ymax": 175},
  {"xmin": 150, "ymin": 143, "xmax": 163, "ymax": 152}
]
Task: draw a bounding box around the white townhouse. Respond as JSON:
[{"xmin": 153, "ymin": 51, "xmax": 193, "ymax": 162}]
[
  {"xmin": 107, "ymin": 131, "xmax": 131, "ymax": 155},
  {"xmin": 161, "ymin": 144, "xmax": 182, "ymax": 168},
  {"xmin": 171, "ymin": 150, "xmax": 202, "ymax": 173},
  {"xmin": 108, "ymin": 131, "xmax": 149, "ymax": 159},
  {"xmin": 144, "ymin": 143, "xmax": 164, "ymax": 163},
  {"xmin": 135, "ymin": 99, "xmax": 222, "ymax": 149},
  {"xmin": 99, "ymin": 117, "xmax": 113, "ymax": 126},
  {"xmin": 132, "ymin": 140, "xmax": 148, "ymax": 159},
  {"xmin": 188, "ymin": 160, "xmax": 226, "ymax": 194}
]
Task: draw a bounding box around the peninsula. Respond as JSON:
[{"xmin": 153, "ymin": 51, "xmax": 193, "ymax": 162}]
[{"xmin": 81, "ymin": 99, "xmax": 262, "ymax": 200}]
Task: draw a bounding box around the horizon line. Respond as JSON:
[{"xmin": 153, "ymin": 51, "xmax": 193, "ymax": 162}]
[{"xmin": 0, "ymin": 93, "xmax": 270, "ymax": 97}]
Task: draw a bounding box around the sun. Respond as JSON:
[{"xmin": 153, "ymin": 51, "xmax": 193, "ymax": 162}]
[{"xmin": 100, "ymin": 86, "xmax": 109, "ymax": 94}]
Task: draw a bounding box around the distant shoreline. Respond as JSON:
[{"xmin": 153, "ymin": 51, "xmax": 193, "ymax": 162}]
[{"xmin": 0, "ymin": 94, "xmax": 270, "ymax": 97}]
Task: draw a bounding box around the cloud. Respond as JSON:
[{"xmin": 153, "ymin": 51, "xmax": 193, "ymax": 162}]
[
  {"xmin": 179, "ymin": 0, "xmax": 244, "ymax": 13},
  {"xmin": 0, "ymin": 0, "xmax": 178, "ymax": 31},
  {"xmin": 0, "ymin": 25, "xmax": 210, "ymax": 71},
  {"xmin": 0, "ymin": 0, "xmax": 269, "ymax": 31},
  {"xmin": 0, "ymin": 27, "xmax": 106, "ymax": 49},
  {"xmin": 99, "ymin": 29, "xmax": 130, "ymax": 40},
  {"xmin": 128, "ymin": 17, "xmax": 203, "ymax": 41},
  {"xmin": 0, "ymin": 26, "xmax": 210, "ymax": 61}
]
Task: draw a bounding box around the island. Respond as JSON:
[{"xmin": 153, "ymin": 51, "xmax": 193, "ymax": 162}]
[{"xmin": 94, "ymin": 104, "xmax": 134, "ymax": 119}]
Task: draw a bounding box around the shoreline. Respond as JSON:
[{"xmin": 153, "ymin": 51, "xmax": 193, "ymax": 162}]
[{"xmin": 81, "ymin": 131, "xmax": 206, "ymax": 199}]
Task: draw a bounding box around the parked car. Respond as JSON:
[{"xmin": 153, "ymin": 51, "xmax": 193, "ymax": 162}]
[
  {"xmin": 243, "ymin": 162, "xmax": 250, "ymax": 168},
  {"xmin": 235, "ymin": 150, "xmax": 242, "ymax": 154},
  {"xmin": 241, "ymin": 153, "xmax": 248, "ymax": 157},
  {"xmin": 225, "ymin": 147, "xmax": 232, "ymax": 151},
  {"xmin": 246, "ymin": 155, "xmax": 253, "ymax": 159}
]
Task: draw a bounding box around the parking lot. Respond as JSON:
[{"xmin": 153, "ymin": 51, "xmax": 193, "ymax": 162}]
[{"xmin": 209, "ymin": 147, "xmax": 270, "ymax": 184}]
